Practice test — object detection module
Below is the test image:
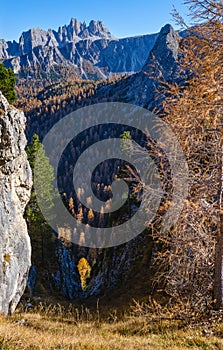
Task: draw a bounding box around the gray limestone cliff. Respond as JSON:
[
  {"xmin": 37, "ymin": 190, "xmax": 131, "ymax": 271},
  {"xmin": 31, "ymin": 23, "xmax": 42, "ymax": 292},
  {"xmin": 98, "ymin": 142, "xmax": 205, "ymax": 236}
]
[{"xmin": 0, "ymin": 92, "xmax": 32, "ymax": 315}]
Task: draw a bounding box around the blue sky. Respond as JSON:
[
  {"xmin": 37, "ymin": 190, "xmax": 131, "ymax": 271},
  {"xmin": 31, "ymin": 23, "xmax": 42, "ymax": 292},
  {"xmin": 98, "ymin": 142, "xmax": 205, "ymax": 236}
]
[{"xmin": 0, "ymin": 0, "xmax": 189, "ymax": 41}]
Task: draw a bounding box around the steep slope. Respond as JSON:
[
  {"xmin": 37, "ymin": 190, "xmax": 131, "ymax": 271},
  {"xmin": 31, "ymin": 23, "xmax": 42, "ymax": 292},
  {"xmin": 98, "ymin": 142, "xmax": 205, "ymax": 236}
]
[
  {"xmin": 0, "ymin": 92, "xmax": 32, "ymax": 314},
  {"xmin": 0, "ymin": 18, "xmax": 158, "ymax": 79},
  {"xmin": 125, "ymin": 23, "xmax": 180, "ymax": 107}
]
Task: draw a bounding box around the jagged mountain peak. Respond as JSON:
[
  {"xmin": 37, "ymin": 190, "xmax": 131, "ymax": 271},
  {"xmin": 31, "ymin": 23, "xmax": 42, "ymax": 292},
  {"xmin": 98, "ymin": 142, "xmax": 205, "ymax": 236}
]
[
  {"xmin": 62, "ymin": 18, "xmax": 83, "ymax": 38},
  {"xmin": 57, "ymin": 18, "xmax": 115, "ymax": 41},
  {"xmin": 159, "ymin": 23, "xmax": 175, "ymax": 35},
  {"xmin": 122, "ymin": 24, "xmax": 180, "ymax": 108},
  {"xmin": 69, "ymin": 17, "xmax": 81, "ymax": 27},
  {"xmin": 18, "ymin": 26, "xmax": 58, "ymax": 55},
  {"xmin": 142, "ymin": 23, "xmax": 179, "ymax": 80},
  {"xmin": 150, "ymin": 23, "xmax": 180, "ymax": 62},
  {"xmin": 87, "ymin": 19, "xmax": 115, "ymax": 39}
]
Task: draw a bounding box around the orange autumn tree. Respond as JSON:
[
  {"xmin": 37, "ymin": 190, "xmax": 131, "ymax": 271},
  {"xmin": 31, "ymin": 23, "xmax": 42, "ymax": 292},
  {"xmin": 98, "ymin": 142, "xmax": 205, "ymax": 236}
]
[
  {"xmin": 148, "ymin": 0, "xmax": 223, "ymax": 314},
  {"xmin": 77, "ymin": 257, "xmax": 91, "ymax": 291}
]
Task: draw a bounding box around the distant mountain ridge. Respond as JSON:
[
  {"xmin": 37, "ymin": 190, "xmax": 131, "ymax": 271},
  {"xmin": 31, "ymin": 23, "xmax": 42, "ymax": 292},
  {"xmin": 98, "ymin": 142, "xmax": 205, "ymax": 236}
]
[{"xmin": 0, "ymin": 18, "xmax": 159, "ymax": 79}]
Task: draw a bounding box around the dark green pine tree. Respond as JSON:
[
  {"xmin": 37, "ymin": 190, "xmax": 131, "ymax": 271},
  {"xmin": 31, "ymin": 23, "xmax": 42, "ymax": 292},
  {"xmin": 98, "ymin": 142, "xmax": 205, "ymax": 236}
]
[
  {"xmin": 26, "ymin": 134, "xmax": 59, "ymax": 272},
  {"xmin": 26, "ymin": 134, "xmax": 58, "ymax": 223},
  {"xmin": 0, "ymin": 63, "xmax": 16, "ymax": 104}
]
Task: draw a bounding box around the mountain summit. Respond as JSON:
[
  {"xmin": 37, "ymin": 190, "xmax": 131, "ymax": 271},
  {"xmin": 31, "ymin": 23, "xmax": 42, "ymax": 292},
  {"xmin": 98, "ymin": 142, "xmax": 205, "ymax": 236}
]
[{"xmin": 56, "ymin": 18, "xmax": 116, "ymax": 43}]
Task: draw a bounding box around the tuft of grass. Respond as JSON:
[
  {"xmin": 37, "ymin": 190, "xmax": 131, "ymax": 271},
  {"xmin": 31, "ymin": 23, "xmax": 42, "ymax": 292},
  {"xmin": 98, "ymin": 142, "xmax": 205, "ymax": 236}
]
[{"xmin": 0, "ymin": 336, "xmax": 13, "ymax": 350}]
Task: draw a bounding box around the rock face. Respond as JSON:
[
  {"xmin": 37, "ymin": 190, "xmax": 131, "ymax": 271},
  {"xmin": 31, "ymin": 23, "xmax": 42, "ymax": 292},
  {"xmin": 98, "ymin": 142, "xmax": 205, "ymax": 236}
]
[
  {"xmin": 86, "ymin": 233, "xmax": 153, "ymax": 297},
  {"xmin": 53, "ymin": 241, "xmax": 82, "ymax": 299},
  {"xmin": 124, "ymin": 23, "xmax": 180, "ymax": 108},
  {"xmin": 0, "ymin": 18, "xmax": 158, "ymax": 79},
  {"xmin": 0, "ymin": 92, "xmax": 32, "ymax": 315}
]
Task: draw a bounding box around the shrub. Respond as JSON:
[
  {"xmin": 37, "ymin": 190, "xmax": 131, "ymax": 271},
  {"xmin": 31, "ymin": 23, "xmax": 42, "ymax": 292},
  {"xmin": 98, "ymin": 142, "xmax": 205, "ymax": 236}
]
[{"xmin": 0, "ymin": 63, "xmax": 16, "ymax": 104}]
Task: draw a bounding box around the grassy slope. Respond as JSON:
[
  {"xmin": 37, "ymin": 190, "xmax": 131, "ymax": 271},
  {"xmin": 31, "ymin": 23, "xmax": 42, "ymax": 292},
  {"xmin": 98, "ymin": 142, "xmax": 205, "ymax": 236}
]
[{"xmin": 1, "ymin": 303, "xmax": 223, "ymax": 350}]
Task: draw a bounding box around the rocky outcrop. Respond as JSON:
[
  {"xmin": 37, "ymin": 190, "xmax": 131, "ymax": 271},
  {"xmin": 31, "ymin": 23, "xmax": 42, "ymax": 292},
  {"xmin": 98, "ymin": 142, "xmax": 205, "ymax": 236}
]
[
  {"xmin": 0, "ymin": 39, "xmax": 9, "ymax": 59},
  {"xmin": 86, "ymin": 233, "xmax": 153, "ymax": 297},
  {"xmin": 0, "ymin": 92, "xmax": 32, "ymax": 315},
  {"xmin": 53, "ymin": 241, "xmax": 82, "ymax": 299},
  {"xmin": 124, "ymin": 24, "xmax": 180, "ymax": 108}
]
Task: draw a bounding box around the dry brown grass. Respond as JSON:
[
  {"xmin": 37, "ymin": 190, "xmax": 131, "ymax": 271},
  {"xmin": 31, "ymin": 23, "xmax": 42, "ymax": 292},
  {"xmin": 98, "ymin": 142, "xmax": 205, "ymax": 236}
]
[{"xmin": 0, "ymin": 302, "xmax": 223, "ymax": 350}]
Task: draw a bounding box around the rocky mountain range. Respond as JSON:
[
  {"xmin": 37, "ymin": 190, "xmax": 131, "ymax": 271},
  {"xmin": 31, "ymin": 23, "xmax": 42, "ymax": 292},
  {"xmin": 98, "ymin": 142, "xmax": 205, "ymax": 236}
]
[{"xmin": 0, "ymin": 18, "xmax": 159, "ymax": 79}]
